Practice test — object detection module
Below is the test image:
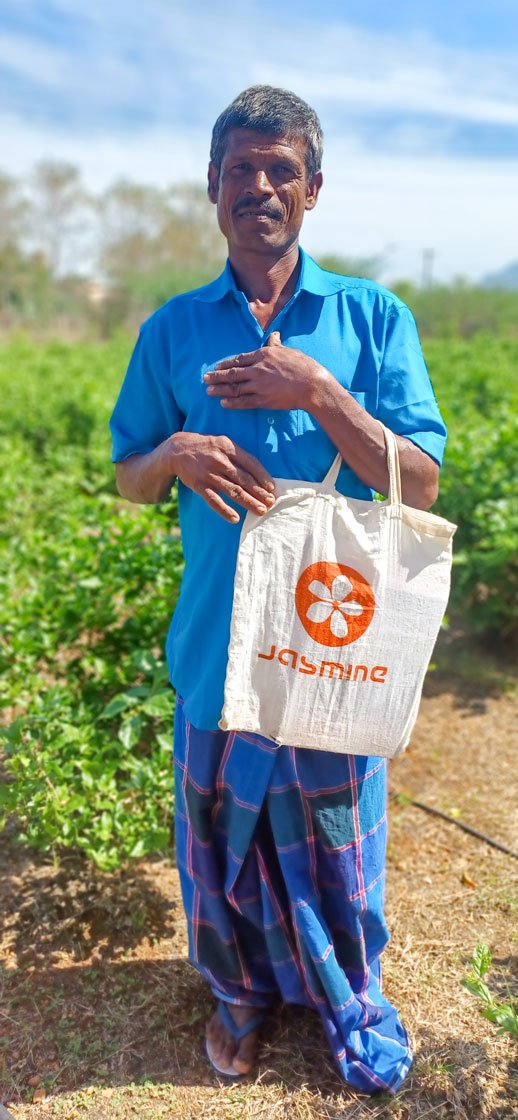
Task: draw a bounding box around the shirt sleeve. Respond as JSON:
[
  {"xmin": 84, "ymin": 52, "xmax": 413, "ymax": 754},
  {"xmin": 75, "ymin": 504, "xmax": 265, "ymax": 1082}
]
[
  {"xmin": 109, "ymin": 313, "xmax": 184, "ymax": 462},
  {"xmin": 377, "ymin": 302, "xmax": 447, "ymax": 466}
]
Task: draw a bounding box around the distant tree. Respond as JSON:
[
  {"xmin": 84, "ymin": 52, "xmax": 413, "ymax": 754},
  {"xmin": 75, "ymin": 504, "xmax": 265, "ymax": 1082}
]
[
  {"xmin": 97, "ymin": 180, "xmax": 224, "ymax": 316},
  {"xmin": 97, "ymin": 180, "xmax": 172, "ymax": 279},
  {"xmin": 0, "ymin": 244, "xmax": 55, "ymax": 323},
  {"xmin": 165, "ymin": 182, "xmax": 224, "ymax": 267},
  {"xmin": 317, "ymin": 253, "xmax": 383, "ymax": 281},
  {"xmin": 0, "ymin": 172, "xmax": 28, "ymax": 249},
  {"xmin": 0, "ymin": 173, "xmax": 40, "ymax": 322},
  {"xmin": 98, "ymin": 180, "xmax": 223, "ymax": 280},
  {"xmin": 29, "ymin": 160, "xmax": 92, "ymax": 277}
]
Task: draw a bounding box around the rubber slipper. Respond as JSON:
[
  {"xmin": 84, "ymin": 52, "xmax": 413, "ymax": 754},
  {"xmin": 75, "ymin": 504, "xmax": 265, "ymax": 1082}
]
[{"xmin": 205, "ymin": 1000, "xmax": 264, "ymax": 1078}]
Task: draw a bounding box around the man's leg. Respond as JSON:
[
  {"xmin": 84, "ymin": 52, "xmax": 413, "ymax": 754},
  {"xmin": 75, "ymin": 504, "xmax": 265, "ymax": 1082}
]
[
  {"xmin": 174, "ymin": 699, "xmax": 411, "ymax": 1090},
  {"xmin": 263, "ymin": 744, "xmax": 412, "ymax": 1093},
  {"xmin": 173, "ymin": 699, "xmax": 279, "ymax": 1074}
]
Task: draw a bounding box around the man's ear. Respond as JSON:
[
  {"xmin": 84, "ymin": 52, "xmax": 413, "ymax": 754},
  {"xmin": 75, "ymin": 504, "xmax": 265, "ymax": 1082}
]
[
  {"xmin": 305, "ymin": 170, "xmax": 323, "ymax": 212},
  {"xmin": 207, "ymin": 163, "xmax": 219, "ymax": 204}
]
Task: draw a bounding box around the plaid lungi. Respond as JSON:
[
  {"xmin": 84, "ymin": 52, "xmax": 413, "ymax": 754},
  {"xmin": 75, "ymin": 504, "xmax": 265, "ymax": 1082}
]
[{"xmin": 173, "ymin": 696, "xmax": 412, "ymax": 1093}]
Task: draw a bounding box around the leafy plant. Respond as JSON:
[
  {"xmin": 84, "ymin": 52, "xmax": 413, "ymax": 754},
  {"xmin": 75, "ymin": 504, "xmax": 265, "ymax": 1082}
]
[
  {"xmin": 461, "ymin": 943, "xmax": 518, "ymax": 1039},
  {"xmin": 0, "ymin": 337, "xmax": 182, "ymax": 868},
  {"xmin": 0, "ymin": 331, "xmax": 516, "ymax": 867},
  {"xmin": 430, "ymin": 334, "xmax": 518, "ymax": 639}
]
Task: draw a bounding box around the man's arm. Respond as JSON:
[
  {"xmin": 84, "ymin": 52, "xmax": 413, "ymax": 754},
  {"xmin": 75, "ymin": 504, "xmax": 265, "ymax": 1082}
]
[
  {"xmin": 115, "ymin": 440, "xmax": 178, "ymax": 505},
  {"xmin": 203, "ymin": 333, "xmax": 439, "ymax": 511},
  {"xmin": 303, "ymin": 373, "xmax": 439, "ymax": 510},
  {"xmin": 115, "ymin": 431, "xmax": 276, "ymax": 521}
]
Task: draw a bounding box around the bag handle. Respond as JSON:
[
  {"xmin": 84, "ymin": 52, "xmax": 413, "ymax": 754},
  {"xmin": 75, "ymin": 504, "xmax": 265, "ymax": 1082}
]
[
  {"xmin": 382, "ymin": 425, "xmax": 402, "ymax": 505},
  {"xmin": 322, "ymin": 452, "xmax": 342, "ymax": 488},
  {"xmin": 322, "ymin": 424, "xmax": 402, "ymax": 505}
]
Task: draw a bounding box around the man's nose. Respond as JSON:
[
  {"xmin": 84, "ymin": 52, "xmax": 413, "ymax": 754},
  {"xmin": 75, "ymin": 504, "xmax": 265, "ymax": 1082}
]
[{"xmin": 245, "ymin": 169, "xmax": 274, "ymax": 196}]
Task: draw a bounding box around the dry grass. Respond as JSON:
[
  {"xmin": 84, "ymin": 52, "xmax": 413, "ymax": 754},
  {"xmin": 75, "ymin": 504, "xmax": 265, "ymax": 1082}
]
[{"xmin": 1, "ymin": 676, "xmax": 517, "ymax": 1120}]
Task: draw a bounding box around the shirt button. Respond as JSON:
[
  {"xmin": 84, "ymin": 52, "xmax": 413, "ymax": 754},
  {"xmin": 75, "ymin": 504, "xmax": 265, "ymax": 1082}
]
[{"xmin": 267, "ymin": 415, "xmax": 275, "ymax": 425}]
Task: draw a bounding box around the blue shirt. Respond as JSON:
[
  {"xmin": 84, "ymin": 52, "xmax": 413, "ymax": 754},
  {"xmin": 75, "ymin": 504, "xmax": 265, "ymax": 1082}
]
[{"xmin": 110, "ymin": 249, "xmax": 447, "ymax": 730}]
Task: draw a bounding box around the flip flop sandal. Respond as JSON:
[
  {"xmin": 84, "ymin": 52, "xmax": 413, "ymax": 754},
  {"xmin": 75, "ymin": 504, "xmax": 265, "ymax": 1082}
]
[{"xmin": 205, "ymin": 1000, "xmax": 264, "ymax": 1078}]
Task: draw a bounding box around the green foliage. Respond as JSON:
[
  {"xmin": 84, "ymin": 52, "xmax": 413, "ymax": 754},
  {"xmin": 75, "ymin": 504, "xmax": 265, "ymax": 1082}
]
[
  {"xmin": 317, "ymin": 253, "xmax": 383, "ymax": 282},
  {"xmin": 427, "ymin": 334, "xmax": 518, "ymax": 637},
  {"xmin": 0, "ymin": 332, "xmax": 515, "ymax": 867},
  {"xmin": 461, "ymin": 944, "xmax": 518, "ymax": 1039},
  {"xmin": 0, "ymin": 336, "xmax": 182, "ymax": 869},
  {"xmin": 394, "ymin": 280, "xmax": 518, "ymax": 339}
]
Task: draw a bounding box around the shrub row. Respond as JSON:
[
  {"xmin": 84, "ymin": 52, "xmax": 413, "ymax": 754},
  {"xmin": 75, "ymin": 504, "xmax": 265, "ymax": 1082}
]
[{"xmin": 0, "ymin": 333, "xmax": 515, "ymax": 866}]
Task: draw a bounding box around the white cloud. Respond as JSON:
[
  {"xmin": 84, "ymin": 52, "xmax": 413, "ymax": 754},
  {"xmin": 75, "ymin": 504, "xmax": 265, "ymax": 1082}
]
[
  {"xmin": 305, "ymin": 139, "xmax": 518, "ymax": 282},
  {"xmin": 1, "ymin": 1, "xmax": 517, "ymax": 282},
  {"xmin": 0, "ymin": 30, "xmax": 70, "ymax": 88},
  {"xmin": 2, "ymin": 2, "xmax": 517, "ymax": 132}
]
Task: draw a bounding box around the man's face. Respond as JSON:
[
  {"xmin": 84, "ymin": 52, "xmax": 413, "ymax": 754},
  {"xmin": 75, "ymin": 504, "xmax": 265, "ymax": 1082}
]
[{"xmin": 207, "ymin": 128, "xmax": 322, "ymax": 255}]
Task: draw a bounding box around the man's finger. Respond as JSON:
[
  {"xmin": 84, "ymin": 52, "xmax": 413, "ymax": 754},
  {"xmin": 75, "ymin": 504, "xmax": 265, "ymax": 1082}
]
[
  {"xmin": 207, "ymin": 379, "xmax": 255, "ymax": 398},
  {"xmin": 229, "ymin": 446, "xmax": 275, "ymax": 492},
  {"xmin": 213, "ymin": 350, "xmax": 259, "ymax": 372},
  {"xmin": 220, "ymin": 396, "xmax": 263, "ymax": 410},
  {"xmin": 217, "ymin": 478, "xmax": 271, "ymax": 516},
  {"xmin": 220, "ymin": 464, "xmax": 276, "ymax": 505},
  {"xmin": 205, "ymin": 366, "xmax": 256, "ymax": 385},
  {"xmin": 266, "ymin": 331, "xmax": 282, "ymax": 347},
  {"xmin": 203, "ymin": 488, "xmax": 240, "ymax": 523}
]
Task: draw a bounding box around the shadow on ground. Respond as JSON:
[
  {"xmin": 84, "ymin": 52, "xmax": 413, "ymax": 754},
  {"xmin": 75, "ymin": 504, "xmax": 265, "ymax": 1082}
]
[
  {"xmin": 3, "ymin": 942, "xmax": 517, "ymax": 1120},
  {"xmin": 1, "ymin": 836, "xmax": 345, "ymax": 1105},
  {"xmin": 409, "ymin": 1029, "xmax": 517, "ymax": 1120},
  {"xmin": 421, "ymin": 621, "xmax": 515, "ymax": 713},
  {"xmin": 1, "ymin": 840, "xmax": 177, "ymax": 967},
  {"xmin": 1, "ymin": 731, "xmax": 516, "ymax": 1119}
]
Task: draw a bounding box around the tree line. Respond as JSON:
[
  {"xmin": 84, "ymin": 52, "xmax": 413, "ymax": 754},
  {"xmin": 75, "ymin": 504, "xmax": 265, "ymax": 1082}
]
[
  {"xmin": 0, "ymin": 161, "xmax": 227, "ymax": 333},
  {"xmin": 1, "ymin": 161, "xmax": 516, "ymax": 338}
]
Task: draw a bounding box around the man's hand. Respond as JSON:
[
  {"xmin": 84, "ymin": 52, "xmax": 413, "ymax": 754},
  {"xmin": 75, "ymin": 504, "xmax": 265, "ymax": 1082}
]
[
  {"xmin": 170, "ymin": 431, "xmax": 276, "ymax": 523},
  {"xmin": 203, "ymin": 333, "xmax": 438, "ymax": 510},
  {"xmin": 203, "ymin": 332, "xmax": 326, "ymax": 411}
]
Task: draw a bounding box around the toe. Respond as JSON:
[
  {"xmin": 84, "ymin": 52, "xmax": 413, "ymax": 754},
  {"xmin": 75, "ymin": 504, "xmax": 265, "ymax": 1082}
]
[
  {"xmin": 221, "ymin": 1033, "xmax": 237, "ymax": 1070},
  {"xmin": 206, "ymin": 1011, "xmax": 227, "ymax": 1065},
  {"xmin": 232, "ymin": 1029, "xmax": 259, "ymax": 1075},
  {"xmin": 206, "ymin": 1004, "xmax": 262, "ymax": 1077}
]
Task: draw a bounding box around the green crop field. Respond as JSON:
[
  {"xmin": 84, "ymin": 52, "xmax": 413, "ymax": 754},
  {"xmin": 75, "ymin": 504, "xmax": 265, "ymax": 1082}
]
[{"xmin": 1, "ymin": 333, "xmax": 517, "ymax": 869}]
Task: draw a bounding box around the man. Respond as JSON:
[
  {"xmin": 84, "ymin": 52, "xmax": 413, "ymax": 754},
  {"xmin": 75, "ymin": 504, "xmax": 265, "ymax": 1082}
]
[{"xmin": 110, "ymin": 86, "xmax": 447, "ymax": 1093}]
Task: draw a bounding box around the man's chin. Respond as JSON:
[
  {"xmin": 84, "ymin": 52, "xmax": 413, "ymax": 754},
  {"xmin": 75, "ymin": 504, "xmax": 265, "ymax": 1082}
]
[{"xmin": 232, "ymin": 225, "xmax": 287, "ymax": 248}]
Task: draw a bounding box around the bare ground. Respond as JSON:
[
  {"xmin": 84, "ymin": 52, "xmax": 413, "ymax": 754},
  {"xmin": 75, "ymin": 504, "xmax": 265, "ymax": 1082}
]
[{"xmin": 1, "ymin": 655, "xmax": 517, "ymax": 1120}]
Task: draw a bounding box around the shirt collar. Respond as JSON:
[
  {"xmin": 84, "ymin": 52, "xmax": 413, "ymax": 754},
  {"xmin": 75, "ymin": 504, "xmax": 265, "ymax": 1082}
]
[{"xmin": 193, "ymin": 247, "xmax": 348, "ymax": 303}]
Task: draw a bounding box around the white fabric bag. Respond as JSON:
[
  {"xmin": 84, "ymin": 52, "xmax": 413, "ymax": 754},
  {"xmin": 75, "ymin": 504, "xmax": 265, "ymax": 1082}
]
[{"xmin": 220, "ymin": 427, "xmax": 456, "ymax": 757}]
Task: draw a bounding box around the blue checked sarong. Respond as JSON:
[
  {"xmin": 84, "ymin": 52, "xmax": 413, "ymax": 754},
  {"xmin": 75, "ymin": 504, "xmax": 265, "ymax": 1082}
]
[{"xmin": 174, "ymin": 697, "xmax": 412, "ymax": 1094}]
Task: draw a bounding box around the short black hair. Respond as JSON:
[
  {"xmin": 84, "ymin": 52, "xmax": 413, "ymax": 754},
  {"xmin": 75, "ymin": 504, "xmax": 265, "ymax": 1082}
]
[{"xmin": 210, "ymin": 85, "xmax": 323, "ymax": 180}]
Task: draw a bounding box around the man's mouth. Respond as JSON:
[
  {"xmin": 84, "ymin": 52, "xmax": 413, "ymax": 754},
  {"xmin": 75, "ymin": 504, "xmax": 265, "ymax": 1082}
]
[{"xmin": 234, "ymin": 206, "xmax": 282, "ymax": 220}]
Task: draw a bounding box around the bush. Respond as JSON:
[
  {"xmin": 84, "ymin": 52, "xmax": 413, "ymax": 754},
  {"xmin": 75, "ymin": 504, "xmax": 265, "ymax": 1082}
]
[
  {"xmin": 0, "ymin": 336, "xmax": 182, "ymax": 868},
  {"xmin": 427, "ymin": 334, "xmax": 518, "ymax": 639},
  {"xmin": 0, "ymin": 332, "xmax": 515, "ymax": 867}
]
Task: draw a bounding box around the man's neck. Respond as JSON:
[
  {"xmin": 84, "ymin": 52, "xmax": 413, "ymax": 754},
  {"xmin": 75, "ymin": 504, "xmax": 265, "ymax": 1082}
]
[{"xmin": 228, "ymin": 242, "xmax": 301, "ymax": 330}]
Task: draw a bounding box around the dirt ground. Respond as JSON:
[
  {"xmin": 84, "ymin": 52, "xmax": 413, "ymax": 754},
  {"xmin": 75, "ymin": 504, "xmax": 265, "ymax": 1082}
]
[{"xmin": 1, "ymin": 649, "xmax": 517, "ymax": 1120}]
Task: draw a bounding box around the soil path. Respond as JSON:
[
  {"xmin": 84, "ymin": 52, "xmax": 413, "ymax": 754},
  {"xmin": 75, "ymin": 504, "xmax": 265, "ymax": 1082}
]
[{"xmin": 1, "ymin": 677, "xmax": 516, "ymax": 1120}]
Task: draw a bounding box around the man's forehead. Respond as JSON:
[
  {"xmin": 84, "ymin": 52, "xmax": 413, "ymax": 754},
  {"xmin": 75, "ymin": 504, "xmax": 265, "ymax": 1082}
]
[{"xmin": 222, "ymin": 128, "xmax": 307, "ymax": 161}]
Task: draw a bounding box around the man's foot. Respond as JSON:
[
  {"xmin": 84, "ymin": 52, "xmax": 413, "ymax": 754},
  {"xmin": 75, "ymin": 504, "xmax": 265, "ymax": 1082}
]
[{"xmin": 205, "ymin": 1001, "xmax": 264, "ymax": 1077}]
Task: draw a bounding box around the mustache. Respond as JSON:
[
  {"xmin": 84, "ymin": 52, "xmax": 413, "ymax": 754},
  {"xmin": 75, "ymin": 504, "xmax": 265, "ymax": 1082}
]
[{"xmin": 233, "ymin": 198, "xmax": 283, "ymax": 219}]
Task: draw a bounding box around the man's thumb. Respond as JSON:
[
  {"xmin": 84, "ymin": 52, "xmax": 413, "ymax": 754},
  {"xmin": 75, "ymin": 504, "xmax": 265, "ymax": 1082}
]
[{"xmin": 266, "ymin": 331, "xmax": 282, "ymax": 346}]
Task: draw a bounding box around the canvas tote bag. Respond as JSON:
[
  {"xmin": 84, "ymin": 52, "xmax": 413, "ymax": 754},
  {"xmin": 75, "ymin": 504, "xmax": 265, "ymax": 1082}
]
[{"xmin": 220, "ymin": 426, "xmax": 456, "ymax": 757}]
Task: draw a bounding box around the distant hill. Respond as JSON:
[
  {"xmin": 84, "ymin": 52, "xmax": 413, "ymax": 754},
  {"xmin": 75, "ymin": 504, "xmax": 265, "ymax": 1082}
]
[{"xmin": 481, "ymin": 261, "xmax": 518, "ymax": 289}]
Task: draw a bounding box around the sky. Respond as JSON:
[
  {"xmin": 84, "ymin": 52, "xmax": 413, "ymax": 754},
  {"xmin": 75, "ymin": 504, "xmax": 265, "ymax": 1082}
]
[{"xmin": 1, "ymin": 0, "xmax": 517, "ymax": 283}]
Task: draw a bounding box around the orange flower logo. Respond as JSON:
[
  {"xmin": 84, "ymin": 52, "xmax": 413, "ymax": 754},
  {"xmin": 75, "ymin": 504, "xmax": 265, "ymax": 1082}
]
[{"xmin": 295, "ymin": 561, "xmax": 375, "ymax": 647}]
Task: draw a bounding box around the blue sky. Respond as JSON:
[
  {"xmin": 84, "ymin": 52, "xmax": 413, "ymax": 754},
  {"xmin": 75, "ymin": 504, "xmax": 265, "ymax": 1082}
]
[{"xmin": 1, "ymin": 0, "xmax": 517, "ymax": 281}]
